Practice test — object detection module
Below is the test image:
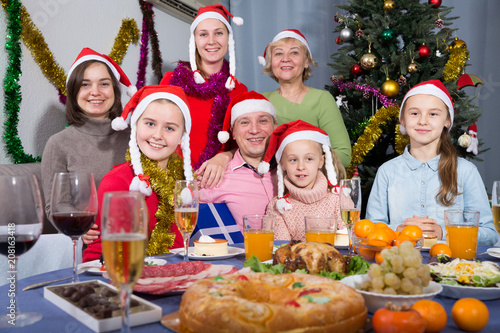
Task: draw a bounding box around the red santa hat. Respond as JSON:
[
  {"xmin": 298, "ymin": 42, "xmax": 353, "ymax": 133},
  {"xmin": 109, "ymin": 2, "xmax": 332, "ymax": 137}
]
[
  {"xmin": 67, "ymin": 47, "xmax": 137, "ymax": 97},
  {"xmin": 399, "ymin": 80, "xmax": 454, "ymax": 135},
  {"xmin": 217, "ymin": 91, "xmax": 276, "ymax": 144},
  {"xmin": 258, "ymin": 120, "xmax": 337, "ymax": 214},
  {"xmin": 258, "ymin": 29, "xmax": 312, "ymax": 66},
  {"xmin": 112, "ymin": 85, "xmax": 192, "ymax": 196},
  {"xmin": 189, "ymin": 5, "xmax": 243, "ymax": 90}
]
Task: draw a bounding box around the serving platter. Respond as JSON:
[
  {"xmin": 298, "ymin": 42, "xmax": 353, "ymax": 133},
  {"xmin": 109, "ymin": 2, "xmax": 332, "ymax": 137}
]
[
  {"xmin": 439, "ymin": 283, "xmax": 500, "ymax": 300},
  {"xmin": 170, "ymin": 246, "xmax": 245, "ymax": 260}
]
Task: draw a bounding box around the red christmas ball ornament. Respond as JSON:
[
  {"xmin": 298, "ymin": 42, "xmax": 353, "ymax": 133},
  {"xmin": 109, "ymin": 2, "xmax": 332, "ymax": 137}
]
[
  {"xmin": 418, "ymin": 44, "xmax": 431, "ymax": 59},
  {"xmin": 335, "ymin": 36, "xmax": 344, "ymax": 45},
  {"xmin": 428, "ymin": 0, "xmax": 442, "ymax": 8},
  {"xmin": 351, "ymin": 64, "xmax": 364, "ymax": 77}
]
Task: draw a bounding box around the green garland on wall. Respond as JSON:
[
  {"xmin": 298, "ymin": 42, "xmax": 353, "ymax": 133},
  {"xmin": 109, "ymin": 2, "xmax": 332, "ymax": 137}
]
[{"xmin": 3, "ymin": 0, "xmax": 39, "ymax": 163}]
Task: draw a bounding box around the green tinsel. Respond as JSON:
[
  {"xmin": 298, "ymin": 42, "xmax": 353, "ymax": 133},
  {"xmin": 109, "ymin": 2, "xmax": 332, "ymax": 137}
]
[{"xmin": 2, "ymin": 0, "xmax": 40, "ymax": 163}]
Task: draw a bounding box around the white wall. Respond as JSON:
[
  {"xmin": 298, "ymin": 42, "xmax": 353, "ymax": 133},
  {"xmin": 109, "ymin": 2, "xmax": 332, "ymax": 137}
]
[{"xmin": 0, "ymin": 0, "xmax": 190, "ymax": 164}]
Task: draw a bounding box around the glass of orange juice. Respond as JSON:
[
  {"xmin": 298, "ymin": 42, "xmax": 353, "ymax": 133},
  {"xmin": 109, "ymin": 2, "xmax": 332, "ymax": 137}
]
[
  {"xmin": 305, "ymin": 215, "xmax": 337, "ymax": 245},
  {"xmin": 243, "ymin": 215, "xmax": 274, "ymax": 261},
  {"xmin": 444, "ymin": 210, "xmax": 480, "ymax": 259}
]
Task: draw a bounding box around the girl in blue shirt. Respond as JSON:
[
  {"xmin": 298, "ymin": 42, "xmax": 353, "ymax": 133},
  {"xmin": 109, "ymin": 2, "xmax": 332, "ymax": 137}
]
[{"xmin": 366, "ymin": 80, "xmax": 497, "ymax": 245}]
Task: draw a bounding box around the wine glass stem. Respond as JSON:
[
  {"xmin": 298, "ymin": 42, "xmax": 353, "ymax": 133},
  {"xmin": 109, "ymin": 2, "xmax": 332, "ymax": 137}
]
[
  {"xmin": 71, "ymin": 237, "xmax": 79, "ymax": 282},
  {"xmin": 119, "ymin": 285, "xmax": 131, "ymax": 333},
  {"xmin": 347, "ymin": 225, "xmax": 354, "ymax": 256},
  {"xmin": 183, "ymin": 234, "xmax": 190, "ymax": 261},
  {"xmin": 9, "ymin": 257, "xmax": 20, "ymax": 318}
]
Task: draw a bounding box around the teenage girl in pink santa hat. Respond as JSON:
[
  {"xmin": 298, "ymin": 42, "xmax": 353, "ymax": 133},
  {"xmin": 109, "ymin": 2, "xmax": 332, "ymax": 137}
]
[
  {"xmin": 366, "ymin": 80, "xmax": 497, "ymax": 246},
  {"xmin": 83, "ymin": 85, "xmax": 193, "ymax": 262},
  {"xmin": 160, "ymin": 4, "xmax": 247, "ymax": 188},
  {"xmin": 259, "ymin": 120, "xmax": 347, "ymax": 241},
  {"xmin": 41, "ymin": 48, "xmax": 136, "ymax": 220}
]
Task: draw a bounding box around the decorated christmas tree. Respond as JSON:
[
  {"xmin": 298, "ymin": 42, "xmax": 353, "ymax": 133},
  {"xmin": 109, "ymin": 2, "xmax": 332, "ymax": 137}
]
[{"xmin": 326, "ymin": 0, "xmax": 483, "ymax": 209}]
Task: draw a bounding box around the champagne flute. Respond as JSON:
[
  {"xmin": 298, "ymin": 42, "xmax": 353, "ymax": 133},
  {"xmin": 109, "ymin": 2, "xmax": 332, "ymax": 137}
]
[
  {"xmin": 50, "ymin": 172, "xmax": 97, "ymax": 283},
  {"xmin": 0, "ymin": 175, "xmax": 43, "ymax": 328},
  {"xmin": 493, "ymin": 181, "xmax": 500, "ymax": 236},
  {"xmin": 339, "ymin": 178, "xmax": 362, "ymax": 255},
  {"xmin": 174, "ymin": 180, "xmax": 199, "ymax": 261},
  {"xmin": 101, "ymin": 191, "xmax": 148, "ymax": 333}
]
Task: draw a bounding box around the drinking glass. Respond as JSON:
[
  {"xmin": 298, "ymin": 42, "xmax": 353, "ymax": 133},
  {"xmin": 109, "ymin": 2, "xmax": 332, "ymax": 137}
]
[
  {"xmin": 50, "ymin": 172, "xmax": 97, "ymax": 282},
  {"xmin": 444, "ymin": 210, "xmax": 480, "ymax": 259},
  {"xmin": 101, "ymin": 191, "xmax": 148, "ymax": 333},
  {"xmin": 243, "ymin": 215, "xmax": 275, "ymax": 261},
  {"xmin": 0, "ymin": 175, "xmax": 43, "ymax": 328},
  {"xmin": 492, "ymin": 181, "xmax": 500, "ymax": 236},
  {"xmin": 174, "ymin": 180, "xmax": 199, "ymax": 261},
  {"xmin": 305, "ymin": 215, "xmax": 337, "ymax": 245},
  {"xmin": 339, "ymin": 178, "xmax": 362, "ymax": 255}
]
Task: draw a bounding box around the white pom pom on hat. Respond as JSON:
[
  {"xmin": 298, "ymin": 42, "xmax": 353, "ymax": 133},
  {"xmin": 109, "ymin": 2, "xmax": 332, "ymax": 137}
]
[
  {"xmin": 114, "ymin": 85, "xmax": 194, "ymax": 195},
  {"xmin": 67, "ymin": 47, "xmax": 136, "ymax": 97},
  {"xmin": 257, "ymin": 29, "xmax": 312, "ymax": 67},
  {"xmin": 399, "ymin": 80, "xmax": 454, "ymax": 135},
  {"xmin": 189, "ymin": 5, "xmax": 243, "ymax": 90},
  {"xmin": 218, "ymin": 91, "xmax": 277, "ymax": 144}
]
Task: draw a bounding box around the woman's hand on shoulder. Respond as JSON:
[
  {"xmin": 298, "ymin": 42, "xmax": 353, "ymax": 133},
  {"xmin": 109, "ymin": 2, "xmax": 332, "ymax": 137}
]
[
  {"xmin": 195, "ymin": 151, "xmax": 233, "ymax": 189},
  {"xmin": 400, "ymin": 215, "xmax": 443, "ymax": 239},
  {"xmin": 82, "ymin": 224, "xmax": 100, "ymax": 245}
]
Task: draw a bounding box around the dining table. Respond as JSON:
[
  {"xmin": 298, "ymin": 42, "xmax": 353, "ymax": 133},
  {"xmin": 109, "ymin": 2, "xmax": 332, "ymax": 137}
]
[{"xmin": 1, "ymin": 243, "xmax": 500, "ymax": 333}]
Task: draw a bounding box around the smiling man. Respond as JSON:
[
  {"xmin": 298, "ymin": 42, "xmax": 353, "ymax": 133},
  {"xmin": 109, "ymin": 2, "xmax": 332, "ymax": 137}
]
[{"xmin": 199, "ymin": 91, "xmax": 278, "ymax": 232}]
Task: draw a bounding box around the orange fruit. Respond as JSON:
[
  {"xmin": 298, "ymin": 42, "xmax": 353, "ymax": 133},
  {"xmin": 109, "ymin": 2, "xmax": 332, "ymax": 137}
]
[
  {"xmin": 374, "ymin": 246, "xmax": 391, "ymax": 264},
  {"xmin": 374, "ymin": 222, "xmax": 390, "ymax": 229},
  {"xmin": 412, "ymin": 300, "xmax": 447, "ymax": 333},
  {"xmin": 400, "ymin": 225, "xmax": 424, "ymax": 240},
  {"xmin": 380, "ymin": 227, "xmax": 397, "ymax": 244},
  {"xmin": 429, "ymin": 243, "xmax": 452, "ymax": 257},
  {"xmin": 393, "ymin": 234, "xmax": 412, "ymax": 247},
  {"xmin": 358, "ymin": 247, "xmax": 375, "ymax": 261},
  {"xmin": 367, "ymin": 229, "xmax": 391, "ymax": 247},
  {"xmin": 354, "ymin": 219, "xmax": 375, "ymax": 238},
  {"xmin": 452, "ymin": 298, "xmax": 489, "ymax": 332}
]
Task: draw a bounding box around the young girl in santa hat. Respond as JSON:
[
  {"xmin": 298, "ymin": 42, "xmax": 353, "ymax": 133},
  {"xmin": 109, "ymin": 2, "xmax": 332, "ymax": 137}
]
[
  {"xmin": 366, "ymin": 80, "xmax": 497, "ymax": 245},
  {"xmin": 83, "ymin": 85, "xmax": 193, "ymax": 262},
  {"xmin": 259, "ymin": 120, "xmax": 346, "ymax": 241},
  {"xmin": 160, "ymin": 4, "xmax": 247, "ymax": 188}
]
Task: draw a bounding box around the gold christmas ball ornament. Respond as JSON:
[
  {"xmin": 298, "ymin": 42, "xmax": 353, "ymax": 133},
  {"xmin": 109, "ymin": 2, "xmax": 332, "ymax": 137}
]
[
  {"xmin": 407, "ymin": 62, "xmax": 419, "ymax": 74},
  {"xmin": 360, "ymin": 52, "xmax": 378, "ymax": 69},
  {"xmin": 383, "ymin": 0, "xmax": 396, "ymax": 12},
  {"xmin": 449, "ymin": 37, "xmax": 467, "ymax": 50},
  {"xmin": 381, "ymin": 78, "xmax": 400, "ymax": 98}
]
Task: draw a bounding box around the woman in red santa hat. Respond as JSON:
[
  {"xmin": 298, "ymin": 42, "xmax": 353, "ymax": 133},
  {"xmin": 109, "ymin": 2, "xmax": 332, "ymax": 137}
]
[
  {"xmin": 41, "ymin": 48, "xmax": 136, "ymax": 217},
  {"xmin": 83, "ymin": 85, "xmax": 193, "ymax": 261},
  {"xmin": 160, "ymin": 4, "xmax": 247, "ymax": 188},
  {"xmin": 258, "ymin": 29, "xmax": 351, "ymax": 168}
]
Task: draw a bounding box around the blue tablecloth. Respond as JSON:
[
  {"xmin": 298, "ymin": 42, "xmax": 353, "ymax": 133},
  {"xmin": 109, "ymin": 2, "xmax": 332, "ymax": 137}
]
[{"xmin": 1, "ymin": 244, "xmax": 500, "ymax": 332}]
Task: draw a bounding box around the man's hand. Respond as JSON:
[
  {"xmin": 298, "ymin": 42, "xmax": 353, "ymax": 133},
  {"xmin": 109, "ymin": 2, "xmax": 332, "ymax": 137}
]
[{"xmin": 195, "ymin": 151, "xmax": 233, "ymax": 189}]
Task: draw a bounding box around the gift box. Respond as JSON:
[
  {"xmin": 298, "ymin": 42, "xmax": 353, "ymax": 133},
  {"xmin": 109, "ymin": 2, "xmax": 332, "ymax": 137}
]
[{"xmin": 191, "ymin": 203, "xmax": 244, "ymax": 245}]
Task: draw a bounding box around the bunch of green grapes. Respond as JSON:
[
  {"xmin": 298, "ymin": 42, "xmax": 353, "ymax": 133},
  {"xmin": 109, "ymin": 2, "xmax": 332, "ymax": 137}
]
[{"xmin": 361, "ymin": 241, "xmax": 431, "ymax": 295}]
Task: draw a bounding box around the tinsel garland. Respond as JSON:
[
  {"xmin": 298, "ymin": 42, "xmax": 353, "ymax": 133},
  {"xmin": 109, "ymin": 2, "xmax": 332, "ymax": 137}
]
[
  {"xmin": 125, "ymin": 152, "xmax": 185, "ymax": 256},
  {"xmin": 108, "ymin": 18, "xmax": 140, "ymax": 66},
  {"xmin": 2, "ymin": 0, "xmax": 39, "ymax": 163},
  {"xmin": 137, "ymin": 1, "xmax": 151, "ymax": 90},
  {"xmin": 335, "ymin": 81, "xmax": 398, "ymax": 107},
  {"xmin": 169, "ymin": 60, "xmax": 232, "ymax": 169},
  {"xmin": 443, "ymin": 46, "xmax": 469, "ymax": 82},
  {"xmin": 140, "ymin": 0, "xmax": 163, "ymax": 83},
  {"xmin": 347, "ymin": 105, "xmax": 408, "ymax": 177}
]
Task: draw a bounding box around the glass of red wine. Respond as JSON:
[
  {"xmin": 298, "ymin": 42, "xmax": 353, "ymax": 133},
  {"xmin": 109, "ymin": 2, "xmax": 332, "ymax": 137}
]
[
  {"xmin": 0, "ymin": 174, "xmax": 44, "ymax": 328},
  {"xmin": 50, "ymin": 172, "xmax": 98, "ymax": 283}
]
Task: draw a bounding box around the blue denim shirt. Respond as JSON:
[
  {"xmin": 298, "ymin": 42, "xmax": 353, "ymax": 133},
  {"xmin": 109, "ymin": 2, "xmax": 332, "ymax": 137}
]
[{"xmin": 366, "ymin": 146, "xmax": 498, "ymax": 246}]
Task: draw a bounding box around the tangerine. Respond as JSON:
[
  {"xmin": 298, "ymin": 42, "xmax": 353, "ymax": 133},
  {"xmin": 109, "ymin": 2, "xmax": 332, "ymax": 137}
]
[
  {"xmin": 452, "ymin": 298, "xmax": 489, "ymax": 332},
  {"xmin": 367, "ymin": 229, "xmax": 392, "ymax": 247},
  {"xmin": 354, "ymin": 219, "xmax": 375, "ymax": 238},
  {"xmin": 374, "ymin": 222, "xmax": 390, "ymax": 229},
  {"xmin": 374, "ymin": 246, "xmax": 391, "ymax": 264},
  {"xmin": 358, "ymin": 247, "xmax": 375, "ymax": 261},
  {"xmin": 393, "ymin": 234, "xmax": 412, "ymax": 247},
  {"xmin": 412, "ymin": 300, "xmax": 447, "ymax": 333},
  {"xmin": 429, "ymin": 243, "xmax": 452, "ymax": 257},
  {"xmin": 401, "ymin": 225, "xmax": 424, "ymax": 240}
]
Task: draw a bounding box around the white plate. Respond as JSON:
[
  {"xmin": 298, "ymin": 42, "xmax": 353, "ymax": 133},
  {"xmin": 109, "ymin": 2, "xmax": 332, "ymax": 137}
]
[
  {"xmin": 335, "ymin": 244, "xmax": 348, "ymax": 250},
  {"xmin": 486, "ymin": 247, "xmax": 500, "ymax": 259},
  {"xmin": 421, "ymin": 240, "xmax": 446, "ymax": 252},
  {"xmin": 170, "ymin": 246, "xmax": 245, "ymax": 260},
  {"xmin": 439, "ymin": 283, "xmax": 500, "ymax": 300},
  {"xmin": 341, "ymin": 274, "xmax": 442, "ymax": 313},
  {"xmin": 79, "ymin": 257, "xmax": 167, "ymax": 275}
]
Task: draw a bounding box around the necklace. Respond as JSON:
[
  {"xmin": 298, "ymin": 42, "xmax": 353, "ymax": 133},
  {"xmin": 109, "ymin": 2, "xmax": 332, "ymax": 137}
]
[{"xmin": 278, "ymin": 84, "xmax": 305, "ymax": 104}]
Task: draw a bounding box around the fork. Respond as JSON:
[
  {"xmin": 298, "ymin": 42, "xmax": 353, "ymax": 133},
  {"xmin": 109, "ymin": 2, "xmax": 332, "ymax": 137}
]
[{"xmin": 23, "ymin": 266, "xmax": 92, "ymax": 291}]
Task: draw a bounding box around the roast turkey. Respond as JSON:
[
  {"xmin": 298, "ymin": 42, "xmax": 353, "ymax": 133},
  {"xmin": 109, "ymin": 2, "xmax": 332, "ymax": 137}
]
[{"xmin": 273, "ymin": 242, "xmax": 347, "ymax": 275}]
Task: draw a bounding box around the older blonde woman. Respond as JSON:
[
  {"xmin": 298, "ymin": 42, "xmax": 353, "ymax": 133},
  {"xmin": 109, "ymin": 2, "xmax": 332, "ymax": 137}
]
[{"xmin": 259, "ymin": 29, "xmax": 351, "ymax": 167}]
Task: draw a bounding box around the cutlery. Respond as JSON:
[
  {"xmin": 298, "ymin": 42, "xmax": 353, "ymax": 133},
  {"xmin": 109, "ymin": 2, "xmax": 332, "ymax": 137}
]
[{"xmin": 23, "ymin": 266, "xmax": 92, "ymax": 291}]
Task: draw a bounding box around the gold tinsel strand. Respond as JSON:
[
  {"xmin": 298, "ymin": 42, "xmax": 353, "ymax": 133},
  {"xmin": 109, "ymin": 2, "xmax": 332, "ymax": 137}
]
[
  {"xmin": 347, "ymin": 105, "xmax": 406, "ymax": 177},
  {"xmin": 109, "ymin": 18, "xmax": 140, "ymax": 65},
  {"xmin": 443, "ymin": 47, "xmax": 469, "ymax": 82},
  {"xmin": 1, "ymin": 0, "xmax": 67, "ymax": 94}
]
